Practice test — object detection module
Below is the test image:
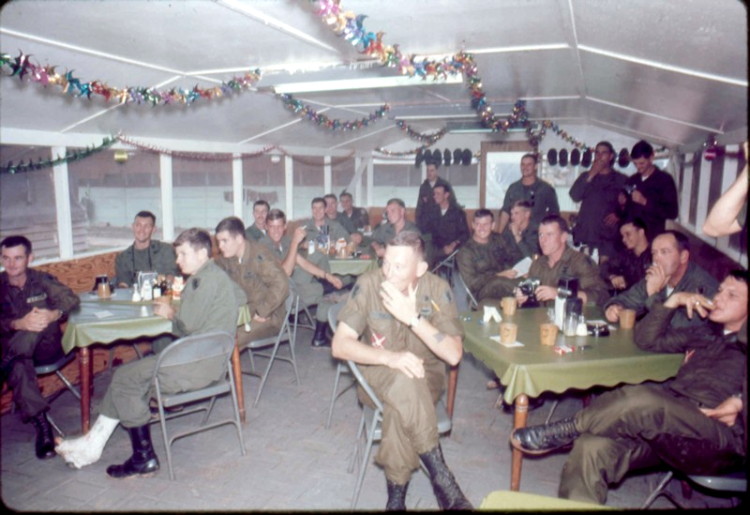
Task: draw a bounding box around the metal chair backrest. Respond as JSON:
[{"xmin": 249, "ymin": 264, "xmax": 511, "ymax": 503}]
[
  {"xmin": 346, "ymin": 360, "xmax": 385, "ymax": 413},
  {"xmin": 153, "ymin": 331, "xmax": 235, "ymax": 375},
  {"xmin": 454, "ymin": 269, "xmax": 479, "ymax": 310},
  {"xmin": 328, "ymin": 301, "xmax": 345, "ymax": 333}
]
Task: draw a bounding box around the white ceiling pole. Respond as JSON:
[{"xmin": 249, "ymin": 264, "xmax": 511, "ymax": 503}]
[
  {"xmin": 159, "ymin": 154, "xmax": 174, "ymax": 242},
  {"xmin": 51, "ymin": 147, "xmax": 74, "ymax": 259},
  {"xmin": 285, "ymin": 155, "xmax": 294, "ymax": 220},
  {"xmin": 366, "ymin": 156, "xmax": 374, "ymax": 210},
  {"xmin": 324, "ymin": 156, "xmax": 332, "ymax": 195},
  {"xmin": 232, "ymin": 155, "xmax": 243, "ymax": 218}
]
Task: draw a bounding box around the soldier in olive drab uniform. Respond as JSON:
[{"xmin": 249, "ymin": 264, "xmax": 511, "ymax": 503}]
[
  {"xmin": 499, "ymin": 200, "xmax": 540, "ymax": 259},
  {"xmin": 370, "ymin": 198, "xmax": 420, "ymax": 259},
  {"xmin": 332, "ymin": 231, "xmax": 472, "ymax": 510},
  {"xmin": 259, "ymin": 209, "xmax": 345, "ymax": 347},
  {"xmin": 304, "ymin": 197, "xmax": 350, "ymax": 248},
  {"xmin": 511, "ymin": 271, "xmax": 747, "ymax": 505},
  {"xmin": 457, "ymin": 209, "xmax": 524, "ymax": 303},
  {"xmin": 214, "ymin": 217, "xmax": 289, "ymax": 347},
  {"xmin": 1, "ymin": 235, "xmax": 80, "ymax": 460},
  {"xmin": 56, "ymin": 228, "xmax": 245, "ymax": 479},
  {"xmin": 244, "ymin": 200, "xmax": 269, "ymax": 242},
  {"xmin": 115, "ymin": 210, "xmax": 179, "ymax": 287},
  {"xmin": 516, "ymin": 215, "xmax": 610, "ymax": 308}
]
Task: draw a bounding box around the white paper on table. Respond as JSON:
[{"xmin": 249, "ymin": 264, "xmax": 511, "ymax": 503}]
[
  {"xmin": 94, "ymin": 310, "xmax": 115, "ymax": 319},
  {"xmin": 512, "ymin": 256, "xmax": 533, "ymax": 276},
  {"xmin": 483, "ymin": 305, "xmax": 502, "ymax": 323},
  {"xmin": 490, "ymin": 336, "xmax": 524, "ymax": 348}
]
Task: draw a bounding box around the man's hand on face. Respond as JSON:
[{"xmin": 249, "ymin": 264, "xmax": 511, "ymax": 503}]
[
  {"xmin": 379, "ymin": 280, "xmax": 418, "ymax": 325},
  {"xmin": 645, "ymin": 263, "xmax": 668, "ymax": 297}
]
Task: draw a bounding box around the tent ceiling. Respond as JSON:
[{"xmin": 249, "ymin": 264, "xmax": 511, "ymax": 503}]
[{"xmin": 0, "ymin": 0, "xmax": 746, "ymax": 154}]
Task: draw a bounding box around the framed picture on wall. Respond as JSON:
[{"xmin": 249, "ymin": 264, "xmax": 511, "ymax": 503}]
[{"xmin": 479, "ymin": 141, "xmax": 532, "ymax": 209}]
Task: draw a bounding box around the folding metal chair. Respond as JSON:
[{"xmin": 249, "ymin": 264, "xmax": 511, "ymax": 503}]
[
  {"xmin": 241, "ymin": 293, "xmax": 300, "ymax": 406},
  {"xmin": 29, "ymin": 352, "xmax": 81, "ymax": 437},
  {"xmin": 453, "ymin": 269, "xmax": 479, "ymax": 311},
  {"xmin": 642, "ymin": 467, "xmax": 747, "ymax": 509},
  {"xmin": 346, "ymin": 360, "xmax": 453, "ymax": 509},
  {"xmin": 288, "ymin": 279, "xmax": 315, "ymax": 332},
  {"xmin": 150, "ymin": 331, "xmax": 246, "ymax": 480},
  {"xmin": 325, "ymin": 302, "xmax": 356, "ymax": 428}
]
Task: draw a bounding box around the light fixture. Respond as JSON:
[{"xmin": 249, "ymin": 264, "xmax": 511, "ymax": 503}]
[
  {"xmin": 114, "ymin": 150, "xmax": 128, "ymax": 164},
  {"xmin": 272, "ymin": 74, "xmax": 463, "ymax": 94}
]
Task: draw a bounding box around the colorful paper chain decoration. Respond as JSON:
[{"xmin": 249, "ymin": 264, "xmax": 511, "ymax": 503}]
[
  {"xmin": 116, "ymin": 134, "xmax": 277, "ymax": 161},
  {"xmin": 0, "ymin": 51, "xmax": 262, "ymax": 106},
  {"xmin": 1, "ymin": 135, "xmax": 118, "ymax": 174},
  {"xmin": 278, "ymin": 93, "xmax": 389, "ymax": 131}
]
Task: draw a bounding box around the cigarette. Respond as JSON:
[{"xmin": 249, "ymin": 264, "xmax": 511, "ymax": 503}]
[{"xmin": 431, "ymin": 300, "xmax": 441, "ymax": 312}]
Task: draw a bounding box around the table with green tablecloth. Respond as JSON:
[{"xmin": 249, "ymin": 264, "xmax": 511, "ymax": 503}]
[
  {"xmin": 328, "ymin": 256, "xmax": 378, "ymax": 276},
  {"xmin": 63, "ymin": 288, "xmax": 251, "ymax": 432},
  {"xmin": 461, "ymin": 306, "xmax": 683, "ymax": 491}
]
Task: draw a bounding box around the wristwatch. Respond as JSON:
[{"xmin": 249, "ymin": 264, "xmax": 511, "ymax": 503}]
[{"xmin": 408, "ymin": 313, "xmax": 422, "ymax": 329}]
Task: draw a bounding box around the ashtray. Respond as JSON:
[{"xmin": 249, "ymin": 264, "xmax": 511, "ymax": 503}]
[{"xmin": 586, "ymin": 321, "xmax": 610, "ymax": 337}]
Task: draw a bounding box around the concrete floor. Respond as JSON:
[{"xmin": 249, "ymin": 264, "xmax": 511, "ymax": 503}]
[{"xmin": 1, "ymin": 325, "xmax": 740, "ymax": 511}]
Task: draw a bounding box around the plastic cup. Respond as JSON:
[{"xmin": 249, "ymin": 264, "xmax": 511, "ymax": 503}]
[
  {"xmin": 501, "ymin": 296, "xmax": 517, "ymax": 317},
  {"xmin": 540, "ymin": 322, "xmax": 559, "ymax": 346},
  {"xmin": 500, "ymin": 322, "xmax": 518, "ymax": 345},
  {"xmin": 619, "ymin": 309, "xmax": 636, "ymax": 329}
]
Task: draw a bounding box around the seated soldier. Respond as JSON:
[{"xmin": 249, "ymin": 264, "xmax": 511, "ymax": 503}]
[
  {"xmin": 604, "ymin": 230, "xmax": 718, "ymax": 329},
  {"xmin": 1, "ymin": 236, "xmax": 80, "ymax": 460},
  {"xmin": 339, "ymin": 191, "xmax": 370, "ymax": 233},
  {"xmin": 244, "ymin": 199, "xmax": 269, "ymax": 241},
  {"xmin": 214, "ymin": 217, "xmax": 289, "ymax": 348},
  {"xmin": 115, "ymin": 210, "xmax": 179, "ymax": 287},
  {"xmin": 259, "ymin": 209, "xmax": 344, "ymax": 348},
  {"xmin": 602, "ymin": 217, "xmax": 651, "ymax": 291},
  {"xmin": 457, "ymin": 209, "xmax": 523, "ymax": 303},
  {"xmin": 370, "ymin": 198, "xmax": 420, "ymax": 259},
  {"xmin": 332, "ymin": 231, "xmax": 472, "ymax": 510},
  {"xmin": 498, "ymin": 200, "xmax": 540, "ymax": 259},
  {"xmin": 55, "ymin": 228, "xmax": 246, "ymax": 477},
  {"xmin": 511, "ymin": 270, "xmax": 747, "ymax": 505},
  {"xmin": 515, "ymin": 215, "xmax": 610, "ymax": 308},
  {"xmin": 426, "ymin": 184, "xmax": 470, "ymax": 268},
  {"xmin": 302, "ymin": 197, "xmax": 350, "ymax": 249}
]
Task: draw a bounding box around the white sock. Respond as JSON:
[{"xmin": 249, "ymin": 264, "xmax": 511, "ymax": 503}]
[{"xmin": 55, "ymin": 414, "xmax": 119, "ymax": 469}]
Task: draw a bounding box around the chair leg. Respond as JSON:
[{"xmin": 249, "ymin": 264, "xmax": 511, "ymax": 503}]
[
  {"xmin": 641, "ymin": 471, "xmax": 674, "ymax": 509},
  {"xmin": 253, "ymin": 342, "xmax": 281, "ymax": 407},
  {"xmin": 326, "ymin": 364, "xmax": 343, "ymax": 429},
  {"xmin": 351, "ymin": 415, "xmax": 379, "ymax": 510},
  {"xmin": 46, "ymin": 413, "xmax": 65, "ymax": 438},
  {"xmin": 55, "ymin": 370, "xmax": 81, "ymax": 400}
]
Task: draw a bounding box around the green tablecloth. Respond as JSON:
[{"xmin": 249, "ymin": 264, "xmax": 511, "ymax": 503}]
[
  {"xmin": 461, "ymin": 307, "xmax": 683, "ymax": 405},
  {"xmin": 329, "ymin": 257, "xmax": 378, "ymax": 276},
  {"xmin": 62, "ymin": 301, "xmax": 173, "ymax": 354},
  {"xmin": 63, "ymin": 289, "xmax": 251, "ymax": 353}
]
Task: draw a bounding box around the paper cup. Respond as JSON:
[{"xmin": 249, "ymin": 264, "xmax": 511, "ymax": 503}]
[
  {"xmin": 619, "ymin": 309, "xmax": 636, "ymax": 329},
  {"xmin": 500, "ymin": 322, "xmax": 518, "ymax": 345},
  {"xmin": 540, "ymin": 323, "xmax": 559, "ymax": 346},
  {"xmin": 501, "ymin": 296, "xmax": 517, "ymax": 317}
]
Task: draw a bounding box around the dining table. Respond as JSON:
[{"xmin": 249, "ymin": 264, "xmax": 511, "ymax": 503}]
[
  {"xmin": 328, "ymin": 255, "xmax": 378, "ymax": 276},
  {"xmin": 461, "ymin": 306, "xmax": 683, "ymax": 491},
  {"xmin": 62, "ymin": 287, "xmax": 251, "ymax": 433}
]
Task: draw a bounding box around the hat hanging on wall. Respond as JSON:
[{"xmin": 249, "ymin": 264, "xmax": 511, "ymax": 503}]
[
  {"xmin": 432, "ymin": 148, "xmax": 442, "ymax": 166},
  {"xmin": 570, "ymin": 148, "xmax": 581, "ymax": 167},
  {"xmin": 558, "ymin": 149, "xmax": 569, "ymax": 167},
  {"xmin": 443, "ymin": 149, "xmax": 452, "ymax": 166},
  {"xmin": 461, "ymin": 149, "xmax": 472, "ymax": 165},
  {"xmin": 547, "ymin": 148, "xmax": 558, "ymax": 166},
  {"xmin": 581, "ymin": 149, "xmax": 592, "ymax": 168},
  {"xmin": 414, "ymin": 148, "xmax": 424, "ymax": 167},
  {"xmin": 453, "ymin": 148, "xmax": 463, "ymax": 165},
  {"xmin": 618, "ymin": 148, "xmax": 630, "ymax": 168}
]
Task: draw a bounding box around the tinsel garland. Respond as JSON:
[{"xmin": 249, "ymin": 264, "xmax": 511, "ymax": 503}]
[
  {"xmin": 1, "ymin": 135, "xmax": 117, "ymax": 174},
  {"xmin": 278, "ymin": 93, "xmax": 389, "ymax": 130},
  {"xmin": 395, "ymin": 121, "xmax": 446, "ymax": 145},
  {"xmin": 0, "ymin": 51, "xmax": 261, "ymax": 106}
]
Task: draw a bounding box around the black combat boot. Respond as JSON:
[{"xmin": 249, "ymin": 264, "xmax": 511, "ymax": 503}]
[
  {"xmin": 386, "ymin": 479, "xmax": 409, "ymax": 511},
  {"xmin": 106, "ymin": 424, "xmax": 160, "ymax": 478},
  {"xmin": 419, "ymin": 445, "xmax": 473, "ymax": 510},
  {"xmin": 311, "ymin": 320, "xmax": 330, "ymax": 347},
  {"xmin": 510, "ymin": 417, "xmax": 580, "ymax": 455},
  {"xmin": 30, "ymin": 411, "xmax": 56, "ymax": 460}
]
